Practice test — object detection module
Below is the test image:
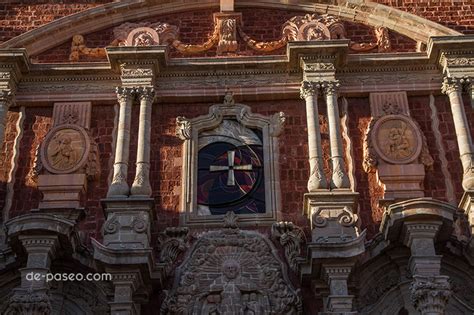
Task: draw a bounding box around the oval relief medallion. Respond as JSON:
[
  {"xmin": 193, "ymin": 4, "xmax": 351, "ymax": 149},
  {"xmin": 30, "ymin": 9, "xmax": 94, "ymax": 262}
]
[
  {"xmin": 41, "ymin": 124, "xmax": 90, "ymax": 174},
  {"xmin": 371, "ymin": 115, "xmax": 422, "ymax": 164}
]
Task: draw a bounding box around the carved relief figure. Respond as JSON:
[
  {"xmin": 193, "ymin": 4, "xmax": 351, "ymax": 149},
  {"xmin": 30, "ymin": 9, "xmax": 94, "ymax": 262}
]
[
  {"xmin": 203, "ymin": 259, "xmax": 262, "ymax": 315},
  {"xmin": 387, "ymin": 123, "xmax": 411, "ymax": 159},
  {"xmin": 161, "ymin": 229, "xmax": 302, "ymax": 315},
  {"xmin": 133, "ymin": 31, "xmax": 155, "ymax": 46},
  {"xmin": 49, "ymin": 133, "xmax": 79, "ymax": 170}
]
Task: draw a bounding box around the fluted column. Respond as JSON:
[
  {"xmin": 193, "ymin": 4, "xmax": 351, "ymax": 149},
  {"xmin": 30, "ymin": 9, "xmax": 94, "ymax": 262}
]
[
  {"xmin": 0, "ymin": 90, "xmax": 12, "ymax": 150},
  {"xmin": 323, "ymin": 81, "xmax": 350, "ymax": 189},
  {"xmin": 108, "ymin": 87, "xmax": 135, "ymax": 197},
  {"xmin": 131, "ymin": 87, "xmax": 155, "ymax": 197},
  {"xmin": 442, "ymin": 77, "xmax": 474, "ymax": 190},
  {"xmin": 301, "ymin": 81, "xmax": 327, "ymax": 191}
]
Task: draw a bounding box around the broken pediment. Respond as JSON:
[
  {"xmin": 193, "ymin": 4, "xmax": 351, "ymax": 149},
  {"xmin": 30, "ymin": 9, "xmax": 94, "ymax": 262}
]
[{"xmin": 32, "ymin": 9, "xmax": 413, "ymax": 63}]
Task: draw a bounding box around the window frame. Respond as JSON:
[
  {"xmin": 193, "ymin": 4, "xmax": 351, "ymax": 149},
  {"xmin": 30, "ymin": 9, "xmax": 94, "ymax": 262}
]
[{"xmin": 175, "ymin": 101, "xmax": 285, "ymax": 227}]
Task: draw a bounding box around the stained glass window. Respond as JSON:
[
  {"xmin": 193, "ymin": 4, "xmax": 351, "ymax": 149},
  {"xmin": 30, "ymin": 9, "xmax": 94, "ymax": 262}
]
[{"xmin": 197, "ymin": 120, "xmax": 265, "ymax": 215}]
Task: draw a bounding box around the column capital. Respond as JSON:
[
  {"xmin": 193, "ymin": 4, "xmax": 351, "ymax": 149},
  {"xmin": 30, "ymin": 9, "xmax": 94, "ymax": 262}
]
[
  {"xmin": 0, "ymin": 89, "xmax": 12, "ymax": 103},
  {"xmin": 441, "ymin": 76, "xmax": 464, "ymax": 95},
  {"xmin": 321, "ymin": 80, "xmax": 340, "ymax": 96},
  {"xmin": 115, "ymin": 86, "xmax": 136, "ymax": 103},
  {"xmin": 300, "ymin": 81, "xmax": 320, "ymax": 99},
  {"xmin": 136, "ymin": 86, "xmax": 155, "ymax": 103}
]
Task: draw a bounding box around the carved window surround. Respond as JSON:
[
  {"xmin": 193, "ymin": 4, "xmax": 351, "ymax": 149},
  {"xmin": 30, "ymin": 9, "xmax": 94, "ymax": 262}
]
[{"xmin": 176, "ymin": 100, "xmax": 285, "ymax": 226}]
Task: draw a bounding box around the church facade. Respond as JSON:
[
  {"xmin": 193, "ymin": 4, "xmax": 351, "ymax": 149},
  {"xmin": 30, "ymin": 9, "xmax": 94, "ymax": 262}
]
[{"xmin": 0, "ymin": 0, "xmax": 473, "ymax": 314}]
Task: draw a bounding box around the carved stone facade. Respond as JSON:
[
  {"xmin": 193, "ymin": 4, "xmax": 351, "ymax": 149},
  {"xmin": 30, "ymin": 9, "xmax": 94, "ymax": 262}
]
[{"xmin": 0, "ymin": 1, "xmax": 474, "ymax": 315}]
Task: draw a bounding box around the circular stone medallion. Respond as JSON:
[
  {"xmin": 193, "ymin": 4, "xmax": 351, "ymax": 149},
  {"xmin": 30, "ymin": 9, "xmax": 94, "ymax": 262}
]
[
  {"xmin": 41, "ymin": 124, "xmax": 90, "ymax": 174},
  {"xmin": 371, "ymin": 115, "xmax": 422, "ymax": 164}
]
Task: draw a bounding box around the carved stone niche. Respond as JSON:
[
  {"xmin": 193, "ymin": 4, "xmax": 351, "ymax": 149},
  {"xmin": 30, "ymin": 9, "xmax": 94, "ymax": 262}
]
[
  {"xmin": 161, "ymin": 224, "xmax": 302, "ymax": 315},
  {"xmin": 37, "ymin": 102, "xmax": 99, "ymax": 218},
  {"xmin": 364, "ymin": 92, "xmax": 433, "ymax": 202},
  {"xmin": 175, "ymin": 93, "xmax": 285, "ymax": 227}
]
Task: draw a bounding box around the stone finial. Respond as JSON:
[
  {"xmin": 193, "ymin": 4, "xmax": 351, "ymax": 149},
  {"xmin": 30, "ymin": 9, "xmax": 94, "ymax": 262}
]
[
  {"xmin": 223, "ymin": 91, "xmax": 235, "ymax": 105},
  {"xmin": 223, "ymin": 211, "xmax": 238, "ymax": 228}
]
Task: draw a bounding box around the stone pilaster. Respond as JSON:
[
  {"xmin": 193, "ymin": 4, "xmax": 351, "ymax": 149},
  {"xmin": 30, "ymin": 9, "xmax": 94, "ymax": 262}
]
[
  {"xmin": 109, "ymin": 270, "xmax": 142, "ymax": 315},
  {"xmin": 321, "ymin": 264, "xmax": 356, "ymax": 315},
  {"xmin": 0, "ymin": 90, "xmax": 12, "ymax": 150},
  {"xmin": 300, "ymin": 81, "xmax": 327, "ymax": 191},
  {"xmin": 323, "ymin": 80, "xmax": 350, "ymax": 189},
  {"xmin": 108, "ymin": 87, "xmax": 135, "ymax": 197},
  {"xmin": 442, "ymin": 77, "xmax": 474, "ymax": 191},
  {"xmin": 381, "ymin": 199, "xmax": 456, "ymax": 315},
  {"xmin": 404, "ymin": 222, "xmax": 452, "ymax": 315},
  {"xmin": 131, "ymin": 87, "xmax": 155, "ymax": 197},
  {"xmin": 5, "ymin": 235, "xmax": 58, "ymax": 315}
]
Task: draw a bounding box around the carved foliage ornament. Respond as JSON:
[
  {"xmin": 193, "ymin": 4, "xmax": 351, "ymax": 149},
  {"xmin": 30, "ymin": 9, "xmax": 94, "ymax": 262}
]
[
  {"xmin": 271, "ymin": 222, "xmax": 305, "ymax": 273},
  {"xmin": 161, "ymin": 228, "xmax": 302, "ymax": 315},
  {"xmin": 70, "ymin": 13, "xmax": 391, "ymax": 60}
]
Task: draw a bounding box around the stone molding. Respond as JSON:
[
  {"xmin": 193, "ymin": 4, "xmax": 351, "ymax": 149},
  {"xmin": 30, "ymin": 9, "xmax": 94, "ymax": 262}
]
[{"xmin": 175, "ymin": 94, "xmax": 284, "ymax": 226}]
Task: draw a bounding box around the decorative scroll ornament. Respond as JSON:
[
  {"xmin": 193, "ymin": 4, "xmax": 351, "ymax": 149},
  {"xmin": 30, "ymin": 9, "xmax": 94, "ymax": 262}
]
[
  {"xmin": 70, "ymin": 12, "xmax": 392, "ymax": 59},
  {"xmin": 350, "ymin": 26, "xmax": 392, "ymax": 53},
  {"xmin": 283, "ymin": 14, "xmax": 346, "ymax": 41},
  {"xmin": 175, "ymin": 116, "xmax": 191, "ymax": 140},
  {"xmin": 271, "ymin": 222, "xmax": 306, "ymax": 273},
  {"xmin": 157, "ymin": 227, "xmax": 190, "ymax": 277},
  {"xmin": 161, "ymin": 228, "xmax": 302, "ymax": 315}
]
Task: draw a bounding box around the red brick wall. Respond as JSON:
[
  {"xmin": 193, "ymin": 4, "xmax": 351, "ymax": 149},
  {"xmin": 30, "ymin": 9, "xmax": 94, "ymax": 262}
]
[
  {"xmin": 79, "ymin": 105, "xmax": 116, "ymax": 242},
  {"xmin": 347, "ymin": 97, "xmax": 384, "ymax": 238},
  {"xmin": 10, "ymin": 107, "xmax": 52, "ymax": 218},
  {"xmin": 0, "ymin": 1, "xmax": 112, "ymax": 44},
  {"xmin": 373, "ymin": 0, "xmax": 474, "ymax": 35}
]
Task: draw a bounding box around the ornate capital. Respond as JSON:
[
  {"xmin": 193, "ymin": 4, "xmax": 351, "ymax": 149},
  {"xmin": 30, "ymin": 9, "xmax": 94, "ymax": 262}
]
[
  {"xmin": 322, "ymin": 80, "xmax": 340, "ymax": 96},
  {"xmin": 115, "ymin": 86, "xmax": 136, "ymax": 104},
  {"xmin": 0, "ymin": 89, "xmax": 12, "ymax": 105},
  {"xmin": 5, "ymin": 291, "xmax": 51, "ymax": 315},
  {"xmin": 300, "ymin": 81, "xmax": 320, "ymax": 99},
  {"xmin": 157, "ymin": 227, "xmax": 189, "ymax": 276},
  {"xmin": 441, "ymin": 77, "xmax": 463, "ymax": 95},
  {"xmin": 137, "ymin": 86, "xmax": 155, "ymax": 103},
  {"xmin": 410, "ymin": 275, "xmax": 451, "ymax": 314}
]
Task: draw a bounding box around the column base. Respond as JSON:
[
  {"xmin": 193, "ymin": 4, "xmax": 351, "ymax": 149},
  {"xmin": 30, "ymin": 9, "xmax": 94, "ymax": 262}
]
[
  {"xmin": 102, "ymin": 198, "xmax": 154, "ymax": 250},
  {"xmin": 304, "ymin": 190, "xmax": 360, "ymax": 243}
]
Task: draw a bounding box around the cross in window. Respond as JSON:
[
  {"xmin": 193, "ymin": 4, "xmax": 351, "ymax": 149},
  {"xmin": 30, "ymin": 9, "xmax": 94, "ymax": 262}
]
[
  {"xmin": 209, "ymin": 150, "xmax": 253, "ymax": 186},
  {"xmin": 220, "ymin": 0, "xmax": 234, "ymax": 12}
]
